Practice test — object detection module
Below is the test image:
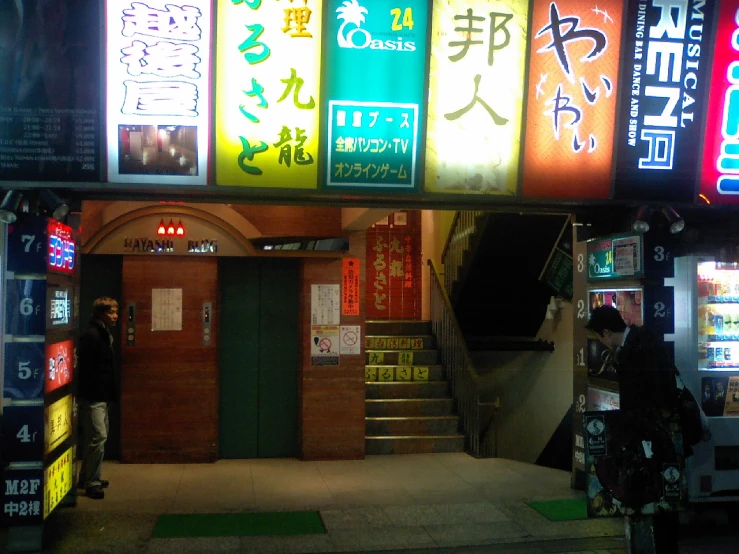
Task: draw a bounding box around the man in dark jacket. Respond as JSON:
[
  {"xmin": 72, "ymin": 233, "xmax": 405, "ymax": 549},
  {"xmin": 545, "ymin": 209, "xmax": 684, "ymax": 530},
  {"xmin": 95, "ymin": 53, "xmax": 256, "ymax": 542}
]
[
  {"xmin": 77, "ymin": 297, "xmax": 118, "ymax": 500},
  {"xmin": 586, "ymin": 305, "xmax": 679, "ymax": 553}
]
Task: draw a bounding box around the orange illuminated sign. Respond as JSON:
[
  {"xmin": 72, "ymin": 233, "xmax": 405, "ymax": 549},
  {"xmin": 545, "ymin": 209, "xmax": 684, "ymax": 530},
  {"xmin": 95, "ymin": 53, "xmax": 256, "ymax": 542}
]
[
  {"xmin": 521, "ymin": 0, "xmax": 624, "ymax": 199},
  {"xmin": 342, "ymin": 258, "xmax": 360, "ymax": 316}
]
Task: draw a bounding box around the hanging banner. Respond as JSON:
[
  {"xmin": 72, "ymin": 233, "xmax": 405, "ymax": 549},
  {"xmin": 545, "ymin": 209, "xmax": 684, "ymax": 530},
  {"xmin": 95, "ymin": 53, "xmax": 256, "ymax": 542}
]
[
  {"xmin": 699, "ymin": 0, "xmax": 739, "ymax": 204},
  {"xmin": 613, "ymin": 0, "xmax": 715, "ymax": 202},
  {"xmin": 0, "ymin": 0, "xmax": 101, "ymax": 181},
  {"xmin": 322, "ymin": 0, "xmax": 429, "ymax": 190},
  {"xmin": 215, "ymin": 0, "xmax": 322, "ymax": 188},
  {"xmin": 342, "ymin": 258, "xmax": 360, "ymax": 316},
  {"xmin": 521, "ymin": 0, "xmax": 623, "ymax": 199},
  {"xmin": 106, "ymin": 0, "xmax": 212, "ymax": 184},
  {"xmin": 425, "ymin": 0, "xmax": 528, "ymax": 195}
]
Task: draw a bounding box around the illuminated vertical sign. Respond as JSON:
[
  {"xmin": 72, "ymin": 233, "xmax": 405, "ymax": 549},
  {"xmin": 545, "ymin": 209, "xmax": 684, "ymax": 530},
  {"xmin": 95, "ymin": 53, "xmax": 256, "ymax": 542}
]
[
  {"xmin": 46, "ymin": 221, "xmax": 76, "ymax": 276},
  {"xmin": 425, "ymin": 0, "xmax": 528, "ymax": 195},
  {"xmin": 106, "ymin": 0, "xmax": 212, "ymax": 184},
  {"xmin": 521, "ymin": 1, "xmax": 624, "ymax": 199},
  {"xmin": 613, "ymin": 0, "xmax": 715, "ymax": 202},
  {"xmin": 215, "ymin": 0, "xmax": 323, "ymax": 188},
  {"xmin": 699, "ymin": 1, "xmax": 739, "ymax": 204},
  {"xmin": 45, "ymin": 340, "xmax": 74, "ymax": 395},
  {"xmin": 44, "ymin": 394, "xmax": 72, "ymax": 455},
  {"xmin": 0, "ymin": 0, "xmax": 101, "ymax": 182},
  {"xmin": 322, "ymin": 0, "xmax": 429, "ymax": 190}
]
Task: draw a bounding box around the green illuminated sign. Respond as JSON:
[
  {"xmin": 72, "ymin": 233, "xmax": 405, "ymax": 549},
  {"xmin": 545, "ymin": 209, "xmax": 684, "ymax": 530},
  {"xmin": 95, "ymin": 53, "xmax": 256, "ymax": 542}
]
[{"xmin": 322, "ymin": 0, "xmax": 429, "ymax": 190}]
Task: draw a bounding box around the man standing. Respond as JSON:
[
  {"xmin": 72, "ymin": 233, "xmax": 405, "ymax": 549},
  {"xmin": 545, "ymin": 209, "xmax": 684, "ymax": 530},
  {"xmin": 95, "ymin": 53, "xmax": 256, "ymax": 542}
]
[
  {"xmin": 77, "ymin": 297, "xmax": 118, "ymax": 500},
  {"xmin": 585, "ymin": 305, "xmax": 679, "ymax": 554}
]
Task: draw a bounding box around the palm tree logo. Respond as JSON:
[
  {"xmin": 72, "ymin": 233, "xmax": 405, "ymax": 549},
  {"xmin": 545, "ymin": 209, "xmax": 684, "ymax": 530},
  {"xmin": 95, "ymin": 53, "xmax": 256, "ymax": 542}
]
[{"xmin": 336, "ymin": 0, "xmax": 370, "ymax": 48}]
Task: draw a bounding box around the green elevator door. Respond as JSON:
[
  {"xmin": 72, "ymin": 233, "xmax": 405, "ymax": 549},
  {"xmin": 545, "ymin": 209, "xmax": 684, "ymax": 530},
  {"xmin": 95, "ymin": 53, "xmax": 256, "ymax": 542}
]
[{"xmin": 219, "ymin": 258, "xmax": 299, "ymax": 458}]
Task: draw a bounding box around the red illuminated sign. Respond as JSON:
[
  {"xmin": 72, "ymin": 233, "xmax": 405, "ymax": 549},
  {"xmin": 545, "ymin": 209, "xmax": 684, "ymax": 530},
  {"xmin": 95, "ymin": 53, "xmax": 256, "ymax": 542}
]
[
  {"xmin": 45, "ymin": 340, "xmax": 74, "ymax": 394},
  {"xmin": 700, "ymin": 1, "xmax": 739, "ymax": 204},
  {"xmin": 46, "ymin": 220, "xmax": 76, "ymax": 275}
]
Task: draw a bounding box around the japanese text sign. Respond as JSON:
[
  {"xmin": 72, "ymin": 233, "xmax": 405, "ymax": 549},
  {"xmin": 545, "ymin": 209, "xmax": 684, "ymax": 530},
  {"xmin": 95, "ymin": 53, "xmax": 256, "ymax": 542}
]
[
  {"xmin": 0, "ymin": 0, "xmax": 101, "ymax": 182},
  {"xmin": 342, "ymin": 258, "xmax": 360, "ymax": 316},
  {"xmin": 323, "ymin": 0, "xmax": 429, "ymax": 190},
  {"xmin": 586, "ymin": 234, "xmax": 643, "ymax": 280},
  {"xmin": 47, "ymin": 220, "xmax": 76, "ymax": 276},
  {"xmin": 215, "ymin": 0, "xmax": 323, "ymax": 188},
  {"xmin": 44, "ymin": 394, "xmax": 72, "ymax": 456},
  {"xmin": 2, "ymin": 469, "xmax": 43, "ymax": 525},
  {"xmin": 45, "ymin": 340, "xmax": 74, "ymax": 395},
  {"xmin": 614, "ymin": 0, "xmax": 715, "ymax": 202},
  {"xmin": 699, "ymin": 0, "xmax": 739, "ymax": 204},
  {"xmin": 106, "ymin": 0, "xmax": 212, "ymax": 184},
  {"xmin": 44, "ymin": 447, "xmax": 74, "ymax": 519},
  {"xmin": 425, "ymin": 0, "xmax": 528, "ymax": 195},
  {"xmin": 522, "ymin": 0, "xmax": 623, "ymax": 199}
]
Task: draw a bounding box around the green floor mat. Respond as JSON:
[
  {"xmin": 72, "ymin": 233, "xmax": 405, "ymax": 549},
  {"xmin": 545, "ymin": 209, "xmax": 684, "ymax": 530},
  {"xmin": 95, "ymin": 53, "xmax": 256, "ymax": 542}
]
[
  {"xmin": 525, "ymin": 498, "xmax": 588, "ymax": 521},
  {"xmin": 152, "ymin": 511, "xmax": 326, "ymax": 538}
]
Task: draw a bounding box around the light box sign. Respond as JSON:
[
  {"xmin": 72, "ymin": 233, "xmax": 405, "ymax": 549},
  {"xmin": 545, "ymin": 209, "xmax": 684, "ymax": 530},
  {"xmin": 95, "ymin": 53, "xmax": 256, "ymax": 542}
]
[
  {"xmin": 425, "ymin": 0, "xmax": 528, "ymax": 195},
  {"xmin": 521, "ymin": 0, "xmax": 623, "ymax": 199},
  {"xmin": 322, "ymin": 0, "xmax": 429, "ymax": 190},
  {"xmin": 45, "ymin": 340, "xmax": 74, "ymax": 395},
  {"xmin": 45, "ymin": 394, "xmax": 72, "ymax": 456},
  {"xmin": 47, "ymin": 220, "xmax": 76, "ymax": 276},
  {"xmin": 0, "ymin": 0, "xmax": 101, "ymax": 182},
  {"xmin": 106, "ymin": 0, "xmax": 212, "ymax": 184},
  {"xmin": 699, "ymin": 0, "xmax": 739, "ymax": 204},
  {"xmin": 587, "ymin": 234, "xmax": 643, "ymax": 280},
  {"xmin": 44, "ymin": 446, "xmax": 74, "ymax": 519},
  {"xmin": 614, "ymin": 0, "xmax": 715, "ymax": 202},
  {"xmin": 215, "ymin": 0, "xmax": 323, "ymax": 188}
]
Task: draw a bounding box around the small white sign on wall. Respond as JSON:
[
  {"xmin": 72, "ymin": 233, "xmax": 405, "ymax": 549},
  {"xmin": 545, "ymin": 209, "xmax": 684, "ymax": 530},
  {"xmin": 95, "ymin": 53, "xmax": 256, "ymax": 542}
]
[
  {"xmin": 340, "ymin": 326, "xmax": 361, "ymax": 355},
  {"xmin": 311, "ymin": 284, "xmax": 340, "ymax": 325},
  {"xmin": 152, "ymin": 288, "xmax": 182, "ymax": 331}
]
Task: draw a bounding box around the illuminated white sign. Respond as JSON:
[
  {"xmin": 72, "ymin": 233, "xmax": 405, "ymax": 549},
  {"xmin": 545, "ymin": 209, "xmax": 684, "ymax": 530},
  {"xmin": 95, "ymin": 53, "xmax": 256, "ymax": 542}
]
[
  {"xmin": 106, "ymin": 0, "xmax": 212, "ymax": 185},
  {"xmin": 50, "ymin": 290, "xmax": 70, "ymax": 327}
]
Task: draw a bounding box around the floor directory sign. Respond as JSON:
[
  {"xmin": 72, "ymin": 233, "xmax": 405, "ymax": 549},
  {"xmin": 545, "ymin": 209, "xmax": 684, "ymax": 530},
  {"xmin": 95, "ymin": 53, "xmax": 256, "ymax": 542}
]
[{"xmin": 0, "ymin": 0, "xmax": 101, "ymax": 181}]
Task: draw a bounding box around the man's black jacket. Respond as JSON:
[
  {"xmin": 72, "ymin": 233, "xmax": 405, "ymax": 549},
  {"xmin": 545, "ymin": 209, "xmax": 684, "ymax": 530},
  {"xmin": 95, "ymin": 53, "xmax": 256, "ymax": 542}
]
[
  {"xmin": 615, "ymin": 325, "xmax": 677, "ymax": 415},
  {"xmin": 77, "ymin": 319, "xmax": 116, "ymax": 402}
]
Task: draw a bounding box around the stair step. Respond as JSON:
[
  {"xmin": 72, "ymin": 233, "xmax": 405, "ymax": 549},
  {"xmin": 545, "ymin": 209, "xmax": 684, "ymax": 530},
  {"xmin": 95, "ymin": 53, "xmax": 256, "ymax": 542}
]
[
  {"xmin": 365, "ymin": 335, "xmax": 435, "ymax": 350},
  {"xmin": 366, "ymin": 398, "xmax": 455, "ymax": 417},
  {"xmin": 365, "ymin": 350, "xmax": 439, "ymax": 365},
  {"xmin": 366, "ymin": 381, "xmax": 449, "ymax": 399},
  {"xmin": 365, "ymin": 365, "xmax": 444, "ymax": 382},
  {"xmin": 366, "ymin": 320, "xmax": 432, "ymax": 336},
  {"xmin": 365, "ymin": 435, "xmax": 465, "ymax": 455},
  {"xmin": 366, "ymin": 416, "xmax": 459, "ymax": 435}
]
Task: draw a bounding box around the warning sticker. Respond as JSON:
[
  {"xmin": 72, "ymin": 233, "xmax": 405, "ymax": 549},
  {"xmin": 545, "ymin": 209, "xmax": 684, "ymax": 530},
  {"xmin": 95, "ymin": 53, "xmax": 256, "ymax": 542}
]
[{"xmin": 311, "ymin": 325, "xmax": 340, "ymax": 366}]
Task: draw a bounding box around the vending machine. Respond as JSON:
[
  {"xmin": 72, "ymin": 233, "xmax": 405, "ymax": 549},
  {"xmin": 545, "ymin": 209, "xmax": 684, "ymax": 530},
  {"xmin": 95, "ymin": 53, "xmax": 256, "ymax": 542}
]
[{"xmin": 672, "ymin": 257, "xmax": 739, "ymax": 501}]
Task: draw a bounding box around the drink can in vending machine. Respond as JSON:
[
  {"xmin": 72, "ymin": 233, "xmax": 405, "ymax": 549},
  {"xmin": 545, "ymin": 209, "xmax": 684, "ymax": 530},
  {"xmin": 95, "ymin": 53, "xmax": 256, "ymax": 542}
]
[
  {"xmin": 716, "ymin": 347, "xmax": 724, "ymax": 362},
  {"xmin": 708, "ymin": 347, "xmax": 715, "ymax": 361},
  {"xmin": 716, "ymin": 315, "xmax": 724, "ymax": 335},
  {"xmin": 725, "ymin": 347, "xmax": 732, "ymax": 362}
]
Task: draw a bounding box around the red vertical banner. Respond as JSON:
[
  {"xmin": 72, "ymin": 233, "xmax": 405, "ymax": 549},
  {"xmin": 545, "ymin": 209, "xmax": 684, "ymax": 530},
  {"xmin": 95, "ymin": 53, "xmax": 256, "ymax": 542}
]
[
  {"xmin": 342, "ymin": 258, "xmax": 360, "ymax": 316},
  {"xmin": 521, "ymin": 0, "xmax": 624, "ymax": 199},
  {"xmin": 700, "ymin": 1, "xmax": 739, "ymax": 204},
  {"xmin": 366, "ymin": 211, "xmax": 421, "ymax": 320}
]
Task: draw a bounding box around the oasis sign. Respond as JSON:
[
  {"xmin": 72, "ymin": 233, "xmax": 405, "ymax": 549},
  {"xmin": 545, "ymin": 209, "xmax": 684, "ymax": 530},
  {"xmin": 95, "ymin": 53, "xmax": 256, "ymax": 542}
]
[{"xmin": 587, "ymin": 234, "xmax": 643, "ymax": 281}]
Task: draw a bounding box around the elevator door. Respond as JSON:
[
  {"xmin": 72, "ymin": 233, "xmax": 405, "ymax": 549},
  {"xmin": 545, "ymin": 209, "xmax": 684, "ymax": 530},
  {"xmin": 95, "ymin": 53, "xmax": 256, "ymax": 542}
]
[{"xmin": 219, "ymin": 258, "xmax": 299, "ymax": 458}]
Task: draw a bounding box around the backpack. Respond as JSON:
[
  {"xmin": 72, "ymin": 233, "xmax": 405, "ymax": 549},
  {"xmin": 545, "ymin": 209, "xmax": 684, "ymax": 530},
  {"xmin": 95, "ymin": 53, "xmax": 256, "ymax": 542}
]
[{"xmin": 675, "ymin": 372, "xmax": 705, "ymax": 452}]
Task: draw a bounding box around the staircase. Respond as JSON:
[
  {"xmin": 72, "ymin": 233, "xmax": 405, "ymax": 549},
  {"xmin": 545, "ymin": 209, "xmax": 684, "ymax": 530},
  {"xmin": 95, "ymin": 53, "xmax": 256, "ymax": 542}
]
[{"xmin": 365, "ymin": 320, "xmax": 464, "ymax": 455}]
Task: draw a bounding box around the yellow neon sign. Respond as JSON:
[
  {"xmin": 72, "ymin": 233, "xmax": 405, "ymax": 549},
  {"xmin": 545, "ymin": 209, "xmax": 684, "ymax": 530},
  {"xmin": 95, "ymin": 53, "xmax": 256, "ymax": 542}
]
[
  {"xmin": 44, "ymin": 446, "xmax": 74, "ymax": 519},
  {"xmin": 215, "ymin": 0, "xmax": 323, "ymax": 188},
  {"xmin": 45, "ymin": 394, "xmax": 72, "ymax": 455}
]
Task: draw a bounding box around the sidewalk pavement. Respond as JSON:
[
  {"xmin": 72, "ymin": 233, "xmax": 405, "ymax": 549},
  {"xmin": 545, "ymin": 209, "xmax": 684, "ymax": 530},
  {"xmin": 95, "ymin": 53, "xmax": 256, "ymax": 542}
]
[{"xmin": 16, "ymin": 452, "xmax": 733, "ymax": 553}]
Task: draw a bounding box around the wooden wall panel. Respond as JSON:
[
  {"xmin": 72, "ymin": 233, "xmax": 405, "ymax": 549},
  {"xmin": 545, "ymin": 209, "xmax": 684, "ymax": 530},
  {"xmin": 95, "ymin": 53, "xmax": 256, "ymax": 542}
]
[
  {"xmin": 121, "ymin": 257, "xmax": 218, "ymax": 463},
  {"xmin": 231, "ymin": 205, "xmax": 342, "ymax": 237},
  {"xmin": 300, "ymin": 233, "xmax": 366, "ymax": 460}
]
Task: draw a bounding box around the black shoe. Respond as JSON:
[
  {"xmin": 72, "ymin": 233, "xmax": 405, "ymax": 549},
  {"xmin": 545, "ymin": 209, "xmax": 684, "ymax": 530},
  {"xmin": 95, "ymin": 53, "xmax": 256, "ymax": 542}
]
[
  {"xmin": 101, "ymin": 480, "xmax": 109, "ymax": 489},
  {"xmin": 86, "ymin": 486, "xmax": 104, "ymax": 500}
]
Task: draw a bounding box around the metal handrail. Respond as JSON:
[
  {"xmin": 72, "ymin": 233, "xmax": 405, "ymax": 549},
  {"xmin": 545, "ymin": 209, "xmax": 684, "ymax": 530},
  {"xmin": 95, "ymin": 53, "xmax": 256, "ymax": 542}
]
[
  {"xmin": 428, "ymin": 259, "xmax": 496, "ymax": 457},
  {"xmin": 441, "ymin": 211, "xmax": 484, "ymax": 298}
]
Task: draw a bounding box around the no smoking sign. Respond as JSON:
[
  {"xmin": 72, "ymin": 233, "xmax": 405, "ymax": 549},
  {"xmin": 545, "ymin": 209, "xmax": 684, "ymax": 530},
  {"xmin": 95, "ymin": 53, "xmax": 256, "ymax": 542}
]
[{"xmin": 340, "ymin": 325, "xmax": 361, "ymax": 355}]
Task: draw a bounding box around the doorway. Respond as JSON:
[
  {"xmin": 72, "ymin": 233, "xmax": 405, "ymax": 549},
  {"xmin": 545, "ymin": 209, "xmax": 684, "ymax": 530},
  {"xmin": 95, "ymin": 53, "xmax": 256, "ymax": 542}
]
[{"xmin": 219, "ymin": 258, "xmax": 299, "ymax": 458}]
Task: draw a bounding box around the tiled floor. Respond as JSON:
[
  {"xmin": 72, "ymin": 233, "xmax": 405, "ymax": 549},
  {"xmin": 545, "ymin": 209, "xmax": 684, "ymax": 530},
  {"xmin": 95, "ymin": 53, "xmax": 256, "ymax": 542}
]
[{"xmin": 15, "ymin": 454, "xmax": 627, "ymax": 553}]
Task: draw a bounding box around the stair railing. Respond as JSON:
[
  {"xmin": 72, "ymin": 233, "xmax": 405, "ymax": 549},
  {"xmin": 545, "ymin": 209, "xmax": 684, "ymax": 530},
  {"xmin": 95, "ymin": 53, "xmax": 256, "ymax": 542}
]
[
  {"xmin": 440, "ymin": 211, "xmax": 485, "ymax": 298},
  {"xmin": 428, "ymin": 259, "xmax": 497, "ymax": 457}
]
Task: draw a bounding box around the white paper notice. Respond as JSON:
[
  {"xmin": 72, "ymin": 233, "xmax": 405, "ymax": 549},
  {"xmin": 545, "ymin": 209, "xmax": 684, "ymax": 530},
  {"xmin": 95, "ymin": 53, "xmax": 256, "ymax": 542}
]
[
  {"xmin": 152, "ymin": 288, "xmax": 183, "ymax": 331},
  {"xmin": 311, "ymin": 284, "xmax": 340, "ymax": 325},
  {"xmin": 340, "ymin": 325, "xmax": 361, "ymax": 355}
]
